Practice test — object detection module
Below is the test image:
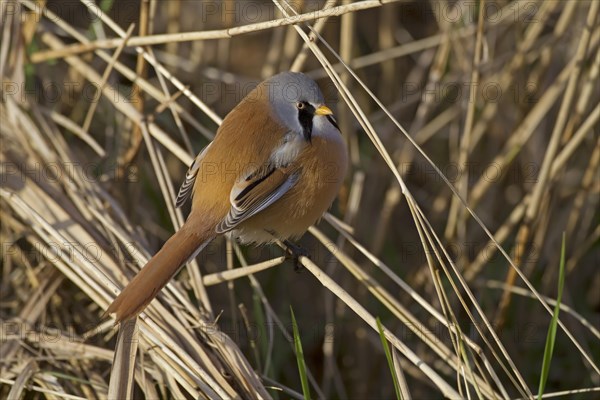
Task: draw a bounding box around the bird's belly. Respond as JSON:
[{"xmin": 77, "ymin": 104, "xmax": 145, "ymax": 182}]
[
  {"xmin": 230, "ymin": 181, "xmax": 338, "ymax": 244},
  {"xmin": 232, "ymin": 136, "xmax": 347, "ymax": 244}
]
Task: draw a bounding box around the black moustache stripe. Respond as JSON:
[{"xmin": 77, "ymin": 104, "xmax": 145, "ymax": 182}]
[
  {"xmin": 326, "ymin": 114, "xmax": 339, "ymax": 131},
  {"xmin": 298, "ymin": 104, "xmax": 315, "ymax": 143}
]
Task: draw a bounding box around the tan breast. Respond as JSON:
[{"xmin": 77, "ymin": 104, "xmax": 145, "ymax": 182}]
[{"xmin": 234, "ymin": 134, "xmax": 348, "ymax": 243}]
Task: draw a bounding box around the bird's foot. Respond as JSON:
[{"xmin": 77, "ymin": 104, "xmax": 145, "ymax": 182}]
[{"xmin": 283, "ymin": 240, "xmax": 310, "ymax": 272}]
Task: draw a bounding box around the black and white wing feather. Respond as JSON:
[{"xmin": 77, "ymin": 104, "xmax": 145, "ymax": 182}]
[
  {"xmin": 175, "ymin": 143, "xmax": 212, "ymax": 208},
  {"xmin": 215, "ymin": 164, "xmax": 301, "ymax": 233}
]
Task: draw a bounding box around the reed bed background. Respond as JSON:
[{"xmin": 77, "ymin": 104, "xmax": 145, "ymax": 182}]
[{"xmin": 1, "ymin": 0, "xmax": 599, "ymax": 399}]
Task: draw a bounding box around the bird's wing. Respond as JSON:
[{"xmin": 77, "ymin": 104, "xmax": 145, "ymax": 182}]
[
  {"xmin": 175, "ymin": 143, "xmax": 212, "ymax": 208},
  {"xmin": 215, "ymin": 163, "xmax": 301, "ymax": 233}
]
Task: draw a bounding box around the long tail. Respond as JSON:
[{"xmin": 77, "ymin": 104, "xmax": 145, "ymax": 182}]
[{"xmin": 106, "ymin": 217, "xmax": 215, "ymax": 323}]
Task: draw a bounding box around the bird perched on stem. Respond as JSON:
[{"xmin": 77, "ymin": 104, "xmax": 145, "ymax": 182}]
[{"xmin": 106, "ymin": 72, "xmax": 348, "ymax": 323}]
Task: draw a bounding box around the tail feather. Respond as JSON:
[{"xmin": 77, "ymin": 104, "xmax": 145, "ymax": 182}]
[{"xmin": 106, "ymin": 220, "xmax": 214, "ymax": 323}]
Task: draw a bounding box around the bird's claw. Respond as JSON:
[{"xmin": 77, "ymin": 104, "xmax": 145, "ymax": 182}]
[{"xmin": 283, "ymin": 240, "xmax": 310, "ymax": 272}]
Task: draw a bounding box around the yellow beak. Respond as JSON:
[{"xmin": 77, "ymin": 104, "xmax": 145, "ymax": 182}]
[{"xmin": 314, "ymin": 105, "xmax": 333, "ymax": 116}]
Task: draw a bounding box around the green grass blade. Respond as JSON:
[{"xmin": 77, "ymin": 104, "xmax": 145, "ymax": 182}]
[
  {"xmin": 252, "ymin": 293, "xmax": 267, "ymax": 369},
  {"xmin": 254, "ymin": 293, "xmax": 279, "ymax": 399},
  {"xmin": 377, "ymin": 317, "xmax": 403, "ymax": 400},
  {"xmin": 290, "ymin": 306, "xmax": 311, "ymax": 400},
  {"xmin": 537, "ymin": 233, "xmax": 566, "ymax": 400}
]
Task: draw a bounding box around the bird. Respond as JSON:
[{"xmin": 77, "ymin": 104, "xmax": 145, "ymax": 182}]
[{"xmin": 105, "ymin": 72, "xmax": 348, "ymax": 323}]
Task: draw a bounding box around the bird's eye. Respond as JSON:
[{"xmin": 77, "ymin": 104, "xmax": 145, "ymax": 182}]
[{"xmin": 296, "ymin": 102, "xmax": 305, "ymax": 109}]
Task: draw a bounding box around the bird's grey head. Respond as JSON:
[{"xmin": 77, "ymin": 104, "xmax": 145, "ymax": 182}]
[{"xmin": 260, "ymin": 72, "xmax": 338, "ymax": 142}]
